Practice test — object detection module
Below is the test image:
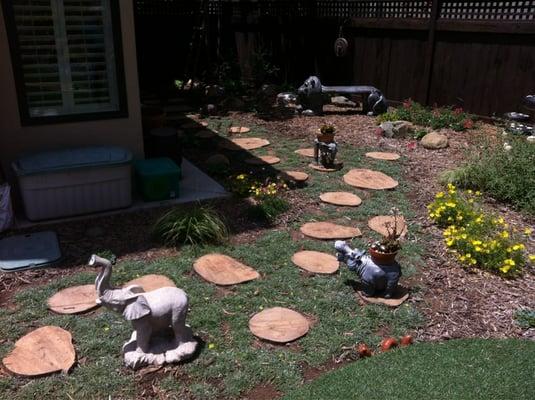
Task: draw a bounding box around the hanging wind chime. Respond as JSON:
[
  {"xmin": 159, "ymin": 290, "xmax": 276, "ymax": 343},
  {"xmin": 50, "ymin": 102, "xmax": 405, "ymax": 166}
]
[{"xmin": 334, "ymin": 25, "xmax": 348, "ymax": 57}]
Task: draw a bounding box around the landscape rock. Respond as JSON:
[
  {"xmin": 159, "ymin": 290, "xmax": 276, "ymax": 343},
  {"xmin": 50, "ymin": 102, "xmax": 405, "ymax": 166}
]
[
  {"xmin": 380, "ymin": 120, "xmax": 414, "ymax": 138},
  {"xmin": 331, "ymin": 96, "xmax": 356, "ymax": 108},
  {"xmin": 421, "ymin": 131, "xmax": 449, "ymax": 149}
]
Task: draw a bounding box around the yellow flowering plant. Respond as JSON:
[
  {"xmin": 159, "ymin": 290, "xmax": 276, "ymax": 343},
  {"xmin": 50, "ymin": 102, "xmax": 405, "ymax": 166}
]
[{"xmin": 429, "ymin": 184, "xmax": 531, "ymax": 276}]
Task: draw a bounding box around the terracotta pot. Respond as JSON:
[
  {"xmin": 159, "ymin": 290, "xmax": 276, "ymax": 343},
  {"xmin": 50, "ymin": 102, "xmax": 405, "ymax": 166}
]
[{"xmin": 369, "ymin": 248, "xmax": 398, "ymax": 265}]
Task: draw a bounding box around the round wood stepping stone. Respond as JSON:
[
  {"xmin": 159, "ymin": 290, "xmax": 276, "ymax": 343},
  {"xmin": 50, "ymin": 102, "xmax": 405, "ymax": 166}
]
[
  {"xmin": 300, "ymin": 222, "xmax": 361, "ymax": 240},
  {"xmin": 343, "ymin": 169, "xmax": 398, "ymax": 190},
  {"xmin": 228, "ymin": 126, "xmax": 250, "ymax": 134},
  {"xmin": 193, "ymin": 253, "xmax": 260, "ymax": 285},
  {"xmin": 220, "ymin": 138, "xmax": 270, "ymax": 151},
  {"xmin": 245, "ymin": 155, "xmax": 281, "ymax": 165},
  {"xmin": 249, "ymin": 307, "xmax": 310, "ymax": 343},
  {"xmin": 2, "ymin": 326, "xmax": 76, "ymax": 377},
  {"xmin": 368, "ymin": 215, "xmax": 407, "ymax": 237},
  {"xmin": 294, "ymin": 148, "xmax": 315, "ymax": 158},
  {"xmin": 357, "ymin": 286, "xmax": 409, "ymax": 307},
  {"xmin": 365, "ymin": 152, "xmax": 401, "ymax": 161},
  {"xmin": 320, "ymin": 192, "xmax": 362, "ymax": 207},
  {"xmin": 201, "ymin": 121, "xmax": 209, "ymax": 127},
  {"xmin": 291, "ymin": 251, "xmax": 339, "ymax": 274},
  {"xmin": 309, "ymin": 163, "xmax": 343, "ymax": 172},
  {"xmin": 281, "ymin": 171, "xmax": 309, "ymax": 182},
  {"xmin": 195, "ymin": 129, "xmax": 216, "ymax": 139},
  {"xmin": 47, "ymin": 285, "xmax": 98, "ymax": 314},
  {"xmin": 124, "ymin": 275, "xmax": 176, "ymax": 292}
]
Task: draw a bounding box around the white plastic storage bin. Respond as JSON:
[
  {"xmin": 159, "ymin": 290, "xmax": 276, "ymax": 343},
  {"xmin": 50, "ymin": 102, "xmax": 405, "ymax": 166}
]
[{"xmin": 12, "ymin": 146, "xmax": 133, "ymax": 221}]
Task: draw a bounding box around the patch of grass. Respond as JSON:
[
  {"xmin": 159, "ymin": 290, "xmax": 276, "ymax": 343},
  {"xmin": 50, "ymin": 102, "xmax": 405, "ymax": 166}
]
[
  {"xmin": 378, "ymin": 100, "xmax": 474, "ymax": 131},
  {"xmin": 248, "ymin": 196, "xmax": 290, "ymax": 222},
  {"xmin": 285, "ymin": 339, "xmax": 535, "ymax": 400},
  {"xmin": 152, "ymin": 204, "xmax": 228, "ymax": 246},
  {"xmin": 442, "ymin": 137, "xmax": 535, "ymax": 215},
  {"xmin": 515, "ymin": 309, "xmax": 535, "ymax": 328}
]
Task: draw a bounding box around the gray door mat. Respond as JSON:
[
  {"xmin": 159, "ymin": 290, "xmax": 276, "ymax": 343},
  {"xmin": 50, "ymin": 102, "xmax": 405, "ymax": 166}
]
[{"xmin": 0, "ymin": 231, "xmax": 61, "ymax": 272}]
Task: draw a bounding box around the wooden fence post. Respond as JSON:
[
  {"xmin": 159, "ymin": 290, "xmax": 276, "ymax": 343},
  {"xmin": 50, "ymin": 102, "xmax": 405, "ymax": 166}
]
[{"xmin": 423, "ymin": 0, "xmax": 442, "ymax": 105}]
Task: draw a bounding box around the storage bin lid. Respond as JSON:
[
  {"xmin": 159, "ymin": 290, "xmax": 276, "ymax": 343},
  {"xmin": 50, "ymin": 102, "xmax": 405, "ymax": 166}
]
[
  {"xmin": 0, "ymin": 231, "xmax": 61, "ymax": 272},
  {"xmin": 12, "ymin": 146, "xmax": 132, "ymax": 176},
  {"xmin": 134, "ymin": 158, "xmax": 181, "ymax": 177}
]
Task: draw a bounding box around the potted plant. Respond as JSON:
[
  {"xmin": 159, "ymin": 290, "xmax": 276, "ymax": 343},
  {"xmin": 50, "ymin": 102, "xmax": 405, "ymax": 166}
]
[
  {"xmin": 369, "ymin": 209, "xmax": 403, "ymax": 265},
  {"xmin": 317, "ymin": 124, "xmax": 336, "ymax": 143}
]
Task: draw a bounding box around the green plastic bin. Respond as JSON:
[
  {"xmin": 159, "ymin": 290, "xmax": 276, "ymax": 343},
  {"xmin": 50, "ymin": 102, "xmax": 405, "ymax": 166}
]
[{"xmin": 134, "ymin": 158, "xmax": 180, "ymax": 201}]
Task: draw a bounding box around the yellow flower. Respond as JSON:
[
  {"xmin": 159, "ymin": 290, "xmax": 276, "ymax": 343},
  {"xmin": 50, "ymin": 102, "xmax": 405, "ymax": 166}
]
[
  {"xmin": 467, "ymin": 189, "xmax": 473, "ymax": 194},
  {"xmin": 446, "ymin": 239, "xmax": 454, "ymax": 247},
  {"xmin": 475, "ymin": 246, "xmax": 482, "ymax": 252},
  {"xmin": 500, "ymin": 265, "xmax": 512, "ymax": 274},
  {"xmin": 208, "ymin": 343, "xmax": 216, "ymax": 350},
  {"xmin": 524, "ymin": 228, "xmax": 533, "ymax": 236},
  {"xmin": 435, "ymin": 192, "xmax": 445, "ymax": 199},
  {"xmin": 501, "ymin": 231, "xmax": 509, "ymax": 239},
  {"xmin": 475, "ymin": 191, "xmax": 481, "ymax": 196},
  {"xmin": 529, "ymin": 255, "xmax": 535, "ymax": 262}
]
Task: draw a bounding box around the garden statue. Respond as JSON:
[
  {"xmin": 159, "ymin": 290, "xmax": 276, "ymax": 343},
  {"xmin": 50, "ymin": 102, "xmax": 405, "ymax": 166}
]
[
  {"xmin": 335, "ymin": 241, "xmax": 401, "ymax": 298},
  {"xmin": 90, "ymin": 255, "xmax": 197, "ymax": 369},
  {"xmin": 296, "ymin": 76, "xmax": 387, "ymax": 116},
  {"xmin": 314, "ymin": 125, "xmax": 338, "ymax": 168}
]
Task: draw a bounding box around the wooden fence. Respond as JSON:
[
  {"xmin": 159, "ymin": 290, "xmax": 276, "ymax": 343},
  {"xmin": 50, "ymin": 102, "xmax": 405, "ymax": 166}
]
[{"xmin": 134, "ymin": 0, "xmax": 535, "ymax": 116}]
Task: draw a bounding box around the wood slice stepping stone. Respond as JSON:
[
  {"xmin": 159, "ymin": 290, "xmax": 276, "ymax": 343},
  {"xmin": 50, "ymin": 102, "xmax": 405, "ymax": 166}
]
[
  {"xmin": 365, "ymin": 152, "xmax": 401, "ymax": 161},
  {"xmin": 368, "ymin": 215, "xmax": 407, "ymax": 237},
  {"xmin": 300, "ymin": 222, "xmax": 361, "ymax": 240},
  {"xmin": 320, "ymin": 192, "xmax": 362, "ymax": 207},
  {"xmin": 124, "ymin": 275, "xmax": 176, "ymax": 292},
  {"xmin": 228, "ymin": 126, "xmax": 250, "ymax": 134},
  {"xmin": 281, "ymin": 171, "xmax": 309, "ymax": 183},
  {"xmin": 357, "ymin": 286, "xmax": 409, "ymax": 307},
  {"xmin": 2, "ymin": 326, "xmax": 76, "ymax": 377},
  {"xmin": 245, "ymin": 155, "xmax": 281, "ymax": 165},
  {"xmin": 294, "ymin": 148, "xmax": 315, "ymax": 158},
  {"xmin": 200, "ymin": 121, "xmax": 209, "ymax": 127},
  {"xmin": 249, "ymin": 307, "xmax": 310, "ymax": 343},
  {"xmin": 291, "ymin": 251, "xmax": 339, "ymax": 274},
  {"xmin": 195, "ymin": 129, "xmax": 216, "ymax": 139},
  {"xmin": 220, "ymin": 138, "xmax": 270, "ymax": 151},
  {"xmin": 47, "ymin": 285, "xmax": 98, "ymax": 314},
  {"xmin": 343, "ymin": 169, "xmax": 398, "ymax": 190},
  {"xmin": 193, "ymin": 253, "xmax": 259, "ymax": 285},
  {"xmin": 309, "ymin": 162, "xmax": 343, "ymax": 172}
]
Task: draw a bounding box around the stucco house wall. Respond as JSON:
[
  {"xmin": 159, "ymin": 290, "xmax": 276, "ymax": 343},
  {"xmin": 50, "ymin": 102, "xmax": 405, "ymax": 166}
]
[{"xmin": 0, "ymin": 0, "xmax": 144, "ymax": 182}]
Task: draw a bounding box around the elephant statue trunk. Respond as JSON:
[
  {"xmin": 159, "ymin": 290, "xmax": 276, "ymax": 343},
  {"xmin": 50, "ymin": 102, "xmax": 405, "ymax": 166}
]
[{"xmin": 88, "ymin": 254, "xmax": 198, "ymax": 369}]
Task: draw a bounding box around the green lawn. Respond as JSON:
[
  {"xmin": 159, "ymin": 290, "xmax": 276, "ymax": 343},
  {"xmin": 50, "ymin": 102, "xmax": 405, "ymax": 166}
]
[
  {"xmin": 285, "ymin": 339, "xmax": 535, "ymax": 400},
  {"xmin": 0, "ymin": 117, "xmax": 426, "ymax": 399}
]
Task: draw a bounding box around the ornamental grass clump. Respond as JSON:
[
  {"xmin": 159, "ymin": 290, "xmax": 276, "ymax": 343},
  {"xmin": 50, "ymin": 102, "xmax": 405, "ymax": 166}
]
[
  {"xmin": 152, "ymin": 205, "xmax": 228, "ymax": 246},
  {"xmin": 428, "ymin": 184, "xmax": 534, "ymax": 276}
]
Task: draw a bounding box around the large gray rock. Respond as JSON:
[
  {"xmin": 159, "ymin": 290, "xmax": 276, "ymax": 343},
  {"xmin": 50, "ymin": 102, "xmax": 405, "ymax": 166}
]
[
  {"xmin": 380, "ymin": 120, "xmax": 414, "ymax": 138},
  {"xmin": 421, "ymin": 131, "xmax": 449, "ymax": 149}
]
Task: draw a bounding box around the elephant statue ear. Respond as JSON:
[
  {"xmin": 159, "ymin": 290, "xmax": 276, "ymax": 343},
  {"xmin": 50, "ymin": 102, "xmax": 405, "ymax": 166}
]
[
  {"xmin": 124, "ymin": 285, "xmax": 145, "ymax": 295},
  {"xmin": 123, "ymin": 295, "xmax": 151, "ymax": 321}
]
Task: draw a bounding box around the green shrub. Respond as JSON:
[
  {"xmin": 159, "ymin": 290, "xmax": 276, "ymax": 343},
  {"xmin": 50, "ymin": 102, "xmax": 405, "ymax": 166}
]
[
  {"xmin": 248, "ymin": 197, "xmax": 290, "ymax": 222},
  {"xmin": 378, "ymin": 100, "xmax": 474, "ymax": 131},
  {"xmin": 515, "ymin": 309, "xmax": 535, "ymax": 328},
  {"xmin": 152, "ymin": 205, "xmax": 228, "ymax": 246},
  {"xmin": 445, "ymin": 137, "xmax": 535, "ymax": 215}
]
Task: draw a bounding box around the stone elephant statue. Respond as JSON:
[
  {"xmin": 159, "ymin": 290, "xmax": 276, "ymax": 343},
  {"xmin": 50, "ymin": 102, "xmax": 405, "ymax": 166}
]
[
  {"xmin": 90, "ymin": 255, "xmax": 197, "ymax": 368},
  {"xmin": 334, "ymin": 241, "xmax": 401, "ymax": 298}
]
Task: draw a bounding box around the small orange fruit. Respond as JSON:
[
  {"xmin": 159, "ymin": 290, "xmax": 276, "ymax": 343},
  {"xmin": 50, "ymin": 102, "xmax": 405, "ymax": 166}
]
[
  {"xmin": 400, "ymin": 335, "xmax": 413, "ymax": 346},
  {"xmin": 357, "ymin": 343, "xmax": 372, "ymax": 358},
  {"xmin": 380, "ymin": 337, "xmax": 398, "ymax": 352}
]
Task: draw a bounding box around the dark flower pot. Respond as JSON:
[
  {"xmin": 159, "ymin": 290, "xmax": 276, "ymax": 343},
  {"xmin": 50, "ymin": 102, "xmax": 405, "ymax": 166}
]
[{"xmin": 369, "ymin": 248, "xmax": 398, "ymax": 265}]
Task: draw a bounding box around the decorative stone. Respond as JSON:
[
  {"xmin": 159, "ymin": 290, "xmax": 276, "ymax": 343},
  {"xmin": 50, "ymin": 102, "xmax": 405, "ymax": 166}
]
[
  {"xmin": 309, "ymin": 163, "xmax": 343, "ymax": 172},
  {"xmin": 300, "ymin": 222, "xmax": 361, "ymax": 240},
  {"xmin": 380, "ymin": 121, "xmax": 414, "ymax": 138},
  {"xmin": 220, "ymin": 138, "xmax": 270, "ymax": 151},
  {"xmin": 291, "ymin": 251, "xmax": 339, "ymax": 274},
  {"xmin": 205, "ymin": 154, "xmax": 230, "ymax": 168},
  {"xmin": 193, "ymin": 253, "xmax": 259, "ymax": 285},
  {"xmin": 281, "ymin": 171, "xmax": 309, "ymax": 183},
  {"xmin": 357, "ymin": 286, "xmax": 410, "ymax": 307},
  {"xmin": 47, "ymin": 284, "xmax": 99, "ymax": 314},
  {"xmin": 294, "ymin": 148, "xmax": 315, "ymax": 158},
  {"xmin": 368, "ymin": 215, "xmax": 407, "ymax": 237},
  {"xmin": 527, "ymin": 135, "xmax": 535, "ymax": 143},
  {"xmin": 320, "ymin": 192, "xmax": 362, "ymax": 207},
  {"xmin": 331, "ymin": 96, "xmax": 356, "ymax": 107},
  {"xmin": 245, "ymin": 155, "xmax": 281, "ymax": 165},
  {"xmin": 195, "ymin": 129, "xmax": 216, "ymax": 139},
  {"xmin": 2, "ymin": 326, "xmax": 76, "ymax": 377},
  {"xmin": 343, "ymin": 169, "xmax": 398, "ymax": 190},
  {"xmin": 421, "ymin": 132, "xmax": 449, "ymax": 149},
  {"xmin": 365, "ymin": 152, "xmax": 400, "ymax": 161},
  {"xmin": 249, "ymin": 307, "xmax": 310, "ymax": 343},
  {"xmin": 124, "ymin": 275, "xmax": 176, "ymax": 292},
  {"xmin": 228, "ymin": 126, "xmax": 250, "ymax": 134}
]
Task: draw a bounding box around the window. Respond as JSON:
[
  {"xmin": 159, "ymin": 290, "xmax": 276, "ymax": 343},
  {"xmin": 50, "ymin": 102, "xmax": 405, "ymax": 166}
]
[{"xmin": 2, "ymin": 0, "xmax": 127, "ymax": 125}]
